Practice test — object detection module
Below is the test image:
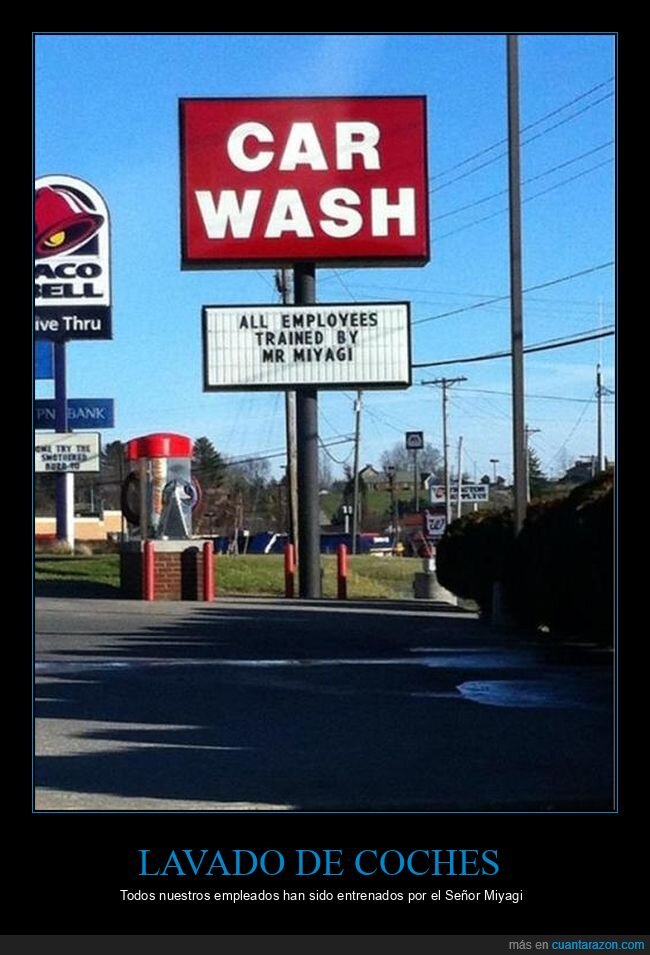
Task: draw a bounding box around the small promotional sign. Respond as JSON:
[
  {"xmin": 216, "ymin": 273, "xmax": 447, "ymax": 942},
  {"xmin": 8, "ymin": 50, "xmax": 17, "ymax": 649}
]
[
  {"xmin": 34, "ymin": 175, "xmax": 112, "ymax": 340},
  {"xmin": 34, "ymin": 432, "xmax": 101, "ymax": 473},
  {"xmin": 429, "ymin": 484, "xmax": 490, "ymax": 504},
  {"xmin": 202, "ymin": 301, "xmax": 411, "ymax": 390}
]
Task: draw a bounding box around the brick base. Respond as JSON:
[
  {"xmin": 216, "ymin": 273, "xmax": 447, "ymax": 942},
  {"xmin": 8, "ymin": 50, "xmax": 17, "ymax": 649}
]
[{"xmin": 120, "ymin": 541, "xmax": 211, "ymax": 600}]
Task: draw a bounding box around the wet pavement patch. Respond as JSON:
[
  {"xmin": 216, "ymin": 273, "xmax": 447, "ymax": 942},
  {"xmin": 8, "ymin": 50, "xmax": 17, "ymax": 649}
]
[{"xmin": 457, "ymin": 677, "xmax": 610, "ymax": 709}]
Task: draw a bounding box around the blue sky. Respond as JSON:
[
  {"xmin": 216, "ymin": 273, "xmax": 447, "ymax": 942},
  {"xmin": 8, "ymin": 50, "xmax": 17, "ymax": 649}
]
[{"xmin": 34, "ymin": 33, "xmax": 615, "ymax": 481}]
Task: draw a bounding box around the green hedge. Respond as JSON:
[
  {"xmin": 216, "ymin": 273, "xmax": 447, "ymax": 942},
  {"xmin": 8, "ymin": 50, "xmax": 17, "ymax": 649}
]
[
  {"xmin": 436, "ymin": 508, "xmax": 514, "ymax": 613},
  {"xmin": 436, "ymin": 472, "xmax": 614, "ymax": 644},
  {"xmin": 512, "ymin": 471, "xmax": 613, "ymax": 644}
]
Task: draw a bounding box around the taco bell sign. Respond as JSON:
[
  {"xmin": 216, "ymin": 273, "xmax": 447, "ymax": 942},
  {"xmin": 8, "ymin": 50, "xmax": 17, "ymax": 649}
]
[
  {"xmin": 34, "ymin": 175, "xmax": 112, "ymax": 340},
  {"xmin": 180, "ymin": 96, "xmax": 429, "ymax": 268}
]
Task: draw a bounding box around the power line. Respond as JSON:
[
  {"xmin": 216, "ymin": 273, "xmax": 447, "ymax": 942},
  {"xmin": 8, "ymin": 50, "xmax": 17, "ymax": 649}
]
[
  {"xmin": 412, "ymin": 262, "xmax": 614, "ymax": 327},
  {"xmin": 332, "ymin": 269, "xmax": 358, "ymax": 301},
  {"xmin": 228, "ymin": 435, "xmax": 353, "ymax": 467},
  {"xmin": 523, "ymin": 139, "xmax": 614, "ymax": 186},
  {"xmin": 551, "ymin": 397, "xmax": 596, "ymax": 461},
  {"xmin": 254, "ymin": 269, "xmax": 276, "ymax": 290},
  {"xmin": 318, "ymin": 437, "xmax": 354, "ymax": 465},
  {"xmin": 429, "ymin": 76, "xmax": 614, "ymax": 183},
  {"xmin": 362, "ymin": 404, "xmax": 405, "ymax": 435},
  {"xmin": 413, "ymin": 328, "xmax": 614, "ymax": 369},
  {"xmin": 435, "ymin": 156, "xmax": 613, "ymax": 242},
  {"xmin": 433, "ymin": 140, "xmax": 614, "ymax": 223},
  {"xmin": 430, "ymin": 91, "xmax": 614, "ymax": 195},
  {"xmin": 447, "ymin": 391, "xmax": 511, "ymax": 425},
  {"xmin": 524, "ymin": 155, "xmax": 613, "ymax": 203},
  {"xmin": 521, "ymin": 92, "xmax": 614, "ymax": 151},
  {"xmin": 457, "ymin": 386, "xmax": 615, "ymax": 405},
  {"xmin": 336, "ymin": 279, "xmax": 614, "ymax": 315},
  {"xmin": 517, "ymin": 78, "xmax": 613, "ymax": 133}
]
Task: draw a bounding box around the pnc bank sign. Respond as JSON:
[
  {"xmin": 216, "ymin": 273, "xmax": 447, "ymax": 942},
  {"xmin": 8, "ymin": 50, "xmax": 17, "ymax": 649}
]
[{"xmin": 180, "ymin": 96, "xmax": 429, "ymax": 268}]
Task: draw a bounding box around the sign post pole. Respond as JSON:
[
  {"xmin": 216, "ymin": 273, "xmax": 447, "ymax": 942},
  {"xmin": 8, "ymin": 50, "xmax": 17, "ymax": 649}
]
[
  {"xmin": 53, "ymin": 341, "xmax": 74, "ymax": 548},
  {"xmin": 294, "ymin": 262, "xmax": 321, "ymax": 599},
  {"xmin": 413, "ymin": 448, "xmax": 419, "ymax": 513}
]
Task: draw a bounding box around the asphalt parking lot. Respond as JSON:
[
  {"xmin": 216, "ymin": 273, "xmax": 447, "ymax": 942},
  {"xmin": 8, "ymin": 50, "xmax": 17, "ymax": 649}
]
[{"xmin": 35, "ymin": 596, "xmax": 614, "ymax": 812}]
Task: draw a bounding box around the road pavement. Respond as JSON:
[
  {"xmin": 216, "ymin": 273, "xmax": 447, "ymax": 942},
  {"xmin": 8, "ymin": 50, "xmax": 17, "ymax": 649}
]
[{"xmin": 35, "ymin": 596, "xmax": 614, "ymax": 812}]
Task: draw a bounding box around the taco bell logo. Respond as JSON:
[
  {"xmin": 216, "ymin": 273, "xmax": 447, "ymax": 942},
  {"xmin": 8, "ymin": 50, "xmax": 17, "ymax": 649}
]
[{"xmin": 35, "ymin": 184, "xmax": 104, "ymax": 258}]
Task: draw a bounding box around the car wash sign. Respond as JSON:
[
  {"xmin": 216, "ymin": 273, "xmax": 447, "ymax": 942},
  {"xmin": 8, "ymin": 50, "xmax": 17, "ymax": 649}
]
[
  {"xmin": 180, "ymin": 96, "xmax": 429, "ymax": 268},
  {"xmin": 34, "ymin": 175, "xmax": 112, "ymax": 340}
]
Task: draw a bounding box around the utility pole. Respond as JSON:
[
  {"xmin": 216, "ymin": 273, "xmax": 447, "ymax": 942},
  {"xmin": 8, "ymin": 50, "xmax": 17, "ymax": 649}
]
[
  {"xmin": 422, "ymin": 376, "xmax": 467, "ymax": 528},
  {"xmin": 524, "ymin": 424, "xmax": 541, "ymax": 503},
  {"xmin": 277, "ymin": 269, "xmax": 299, "ymax": 559},
  {"xmin": 456, "ymin": 435, "xmax": 463, "ymax": 520},
  {"xmin": 413, "ymin": 448, "xmax": 420, "ymax": 513},
  {"xmin": 507, "ymin": 34, "xmax": 527, "ymax": 534},
  {"xmin": 595, "ymin": 363, "xmax": 613, "ymax": 473},
  {"xmin": 54, "ymin": 341, "xmax": 74, "ymax": 548},
  {"xmin": 386, "ymin": 465, "xmax": 397, "ymax": 549},
  {"xmin": 596, "ymin": 363, "xmax": 603, "ymax": 474},
  {"xmin": 351, "ymin": 390, "xmax": 362, "ymax": 554}
]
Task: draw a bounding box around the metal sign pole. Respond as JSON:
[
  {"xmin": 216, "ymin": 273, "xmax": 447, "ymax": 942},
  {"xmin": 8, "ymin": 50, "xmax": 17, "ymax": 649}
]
[
  {"xmin": 294, "ymin": 262, "xmax": 321, "ymax": 598},
  {"xmin": 413, "ymin": 447, "xmax": 419, "ymax": 512},
  {"xmin": 351, "ymin": 390, "xmax": 362, "ymax": 555},
  {"xmin": 53, "ymin": 340, "xmax": 73, "ymax": 547}
]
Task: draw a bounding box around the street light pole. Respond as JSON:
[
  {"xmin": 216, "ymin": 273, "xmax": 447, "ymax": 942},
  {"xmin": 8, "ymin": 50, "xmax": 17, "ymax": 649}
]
[
  {"xmin": 422, "ymin": 376, "xmax": 467, "ymax": 528},
  {"xmin": 386, "ymin": 466, "xmax": 397, "ymax": 549},
  {"xmin": 456, "ymin": 435, "xmax": 463, "ymax": 521},
  {"xmin": 595, "ymin": 363, "xmax": 614, "ymax": 474},
  {"xmin": 351, "ymin": 390, "xmax": 362, "ymax": 554}
]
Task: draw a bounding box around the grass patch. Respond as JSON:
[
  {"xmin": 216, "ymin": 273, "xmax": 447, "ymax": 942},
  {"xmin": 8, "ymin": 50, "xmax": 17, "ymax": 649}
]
[
  {"xmin": 323, "ymin": 555, "xmax": 418, "ymax": 599},
  {"xmin": 35, "ymin": 553, "xmax": 422, "ymax": 599},
  {"xmin": 217, "ymin": 555, "xmax": 285, "ymax": 595},
  {"xmin": 218, "ymin": 554, "xmax": 419, "ymax": 598},
  {"xmin": 35, "ymin": 554, "xmax": 120, "ymax": 586}
]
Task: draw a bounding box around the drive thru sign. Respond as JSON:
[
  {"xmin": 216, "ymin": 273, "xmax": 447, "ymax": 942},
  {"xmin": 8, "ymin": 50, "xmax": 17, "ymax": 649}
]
[{"xmin": 180, "ymin": 96, "xmax": 429, "ymax": 267}]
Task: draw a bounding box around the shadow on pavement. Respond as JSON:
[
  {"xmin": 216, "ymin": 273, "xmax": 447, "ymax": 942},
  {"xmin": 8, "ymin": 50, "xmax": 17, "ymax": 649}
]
[
  {"xmin": 35, "ymin": 579, "xmax": 121, "ymax": 598},
  {"xmin": 35, "ymin": 601, "xmax": 614, "ymax": 812}
]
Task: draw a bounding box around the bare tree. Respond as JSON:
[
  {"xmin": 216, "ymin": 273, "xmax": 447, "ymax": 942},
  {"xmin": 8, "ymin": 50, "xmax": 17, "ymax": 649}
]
[
  {"xmin": 319, "ymin": 451, "xmax": 334, "ymax": 490},
  {"xmin": 379, "ymin": 441, "xmax": 443, "ymax": 478}
]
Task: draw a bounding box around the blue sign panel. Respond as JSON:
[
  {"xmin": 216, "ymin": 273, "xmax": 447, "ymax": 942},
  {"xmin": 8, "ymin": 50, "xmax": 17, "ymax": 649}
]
[
  {"xmin": 34, "ymin": 398, "xmax": 115, "ymax": 430},
  {"xmin": 35, "ymin": 341, "xmax": 54, "ymax": 379}
]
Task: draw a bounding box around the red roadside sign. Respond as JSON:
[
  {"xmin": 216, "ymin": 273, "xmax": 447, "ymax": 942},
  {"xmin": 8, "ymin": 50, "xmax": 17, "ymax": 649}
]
[{"xmin": 180, "ymin": 96, "xmax": 429, "ymax": 268}]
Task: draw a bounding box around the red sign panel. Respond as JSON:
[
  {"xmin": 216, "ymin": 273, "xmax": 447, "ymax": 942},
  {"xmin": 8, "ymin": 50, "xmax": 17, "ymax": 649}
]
[{"xmin": 180, "ymin": 96, "xmax": 429, "ymax": 268}]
